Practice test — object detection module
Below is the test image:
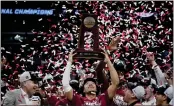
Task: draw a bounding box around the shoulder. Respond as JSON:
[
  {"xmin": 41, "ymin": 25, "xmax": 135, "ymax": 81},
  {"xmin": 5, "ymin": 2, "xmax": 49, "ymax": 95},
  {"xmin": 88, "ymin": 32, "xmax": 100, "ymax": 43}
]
[
  {"xmin": 71, "ymin": 91, "xmax": 82, "ymax": 101},
  {"xmin": 97, "ymin": 92, "xmax": 114, "ymax": 105},
  {"xmin": 11, "ymin": 89, "xmax": 20, "ymax": 92},
  {"xmin": 73, "ymin": 90, "xmax": 81, "ymax": 97},
  {"xmin": 68, "ymin": 91, "xmax": 83, "ymax": 105},
  {"xmin": 5, "ymin": 90, "xmax": 15, "ymax": 96},
  {"xmin": 11, "ymin": 89, "xmax": 21, "ymax": 95},
  {"xmin": 5, "ymin": 89, "xmax": 20, "ymax": 97},
  {"xmin": 3, "ymin": 89, "xmax": 18, "ymax": 104},
  {"xmin": 98, "ymin": 92, "xmax": 111, "ymax": 100}
]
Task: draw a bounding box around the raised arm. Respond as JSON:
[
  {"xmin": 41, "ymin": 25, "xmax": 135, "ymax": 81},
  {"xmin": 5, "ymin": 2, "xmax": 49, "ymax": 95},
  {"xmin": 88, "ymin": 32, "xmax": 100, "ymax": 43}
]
[
  {"xmin": 146, "ymin": 52, "xmax": 167, "ymax": 86},
  {"xmin": 62, "ymin": 51, "xmax": 76, "ymax": 101},
  {"xmin": 95, "ymin": 60, "xmax": 109, "ymax": 93},
  {"xmin": 95, "ymin": 36, "xmax": 120, "ymax": 93},
  {"xmin": 102, "ymin": 50, "xmax": 119, "ymax": 99}
]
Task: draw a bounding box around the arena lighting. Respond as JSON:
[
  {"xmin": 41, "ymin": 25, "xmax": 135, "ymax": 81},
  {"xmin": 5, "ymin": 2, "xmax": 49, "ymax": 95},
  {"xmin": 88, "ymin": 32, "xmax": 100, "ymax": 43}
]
[{"xmin": 1, "ymin": 8, "xmax": 54, "ymax": 15}]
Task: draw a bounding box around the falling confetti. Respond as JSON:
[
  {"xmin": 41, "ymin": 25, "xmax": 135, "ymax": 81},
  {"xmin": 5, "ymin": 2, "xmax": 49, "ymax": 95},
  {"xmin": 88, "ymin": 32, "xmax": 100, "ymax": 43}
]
[{"xmin": 1, "ymin": 1, "xmax": 173, "ymax": 99}]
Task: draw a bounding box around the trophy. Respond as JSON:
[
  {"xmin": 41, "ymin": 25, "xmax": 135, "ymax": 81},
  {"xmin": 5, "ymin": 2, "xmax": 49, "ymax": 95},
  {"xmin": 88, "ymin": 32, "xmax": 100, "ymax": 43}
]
[{"xmin": 74, "ymin": 14, "xmax": 104, "ymax": 60}]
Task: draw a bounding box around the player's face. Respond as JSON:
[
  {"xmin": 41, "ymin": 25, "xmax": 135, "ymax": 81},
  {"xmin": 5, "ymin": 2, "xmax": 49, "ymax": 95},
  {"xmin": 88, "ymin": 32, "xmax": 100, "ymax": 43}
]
[
  {"xmin": 123, "ymin": 88, "xmax": 133, "ymax": 103},
  {"xmin": 155, "ymin": 93, "xmax": 166, "ymax": 106},
  {"xmin": 144, "ymin": 86, "xmax": 153, "ymax": 100},
  {"xmin": 84, "ymin": 81, "xmax": 97, "ymax": 93}
]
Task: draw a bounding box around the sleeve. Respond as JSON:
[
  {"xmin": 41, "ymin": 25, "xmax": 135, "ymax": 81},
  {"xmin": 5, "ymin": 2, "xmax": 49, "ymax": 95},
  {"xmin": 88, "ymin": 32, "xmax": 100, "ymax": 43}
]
[
  {"xmin": 2, "ymin": 91, "xmax": 16, "ymax": 106},
  {"xmin": 62, "ymin": 61, "xmax": 72, "ymax": 92},
  {"xmin": 152, "ymin": 65, "xmax": 167, "ymax": 86}
]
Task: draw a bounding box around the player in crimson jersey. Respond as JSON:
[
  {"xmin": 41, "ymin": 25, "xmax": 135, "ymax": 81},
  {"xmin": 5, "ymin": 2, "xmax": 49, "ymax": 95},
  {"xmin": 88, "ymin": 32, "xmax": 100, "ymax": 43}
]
[
  {"xmin": 94, "ymin": 36, "xmax": 127, "ymax": 106},
  {"xmin": 62, "ymin": 50, "xmax": 120, "ymax": 106}
]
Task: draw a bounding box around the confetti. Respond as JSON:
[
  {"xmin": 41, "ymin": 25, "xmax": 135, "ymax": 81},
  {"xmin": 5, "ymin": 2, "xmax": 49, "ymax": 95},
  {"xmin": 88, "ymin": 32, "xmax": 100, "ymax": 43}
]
[
  {"xmin": 1, "ymin": 1, "xmax": 173, "ymax": 98},
  {"xmin": 38, "ymin": 18, "xmax": 42, "ymax": 21}
]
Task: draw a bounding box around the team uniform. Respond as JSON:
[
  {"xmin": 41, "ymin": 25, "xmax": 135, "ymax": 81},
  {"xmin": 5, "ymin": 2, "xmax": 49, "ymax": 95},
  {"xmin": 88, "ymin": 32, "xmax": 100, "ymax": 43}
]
[
  {"xmin": 47, "ymin": 95, "xmax": 69, "ymax": 106},
  {"xmin": 112, "ymin": 89, "xmax": 127, "ymax": 106},
  {"xmin": 69, "ymin": 91, "xmax": 113, "ymax": 106}
]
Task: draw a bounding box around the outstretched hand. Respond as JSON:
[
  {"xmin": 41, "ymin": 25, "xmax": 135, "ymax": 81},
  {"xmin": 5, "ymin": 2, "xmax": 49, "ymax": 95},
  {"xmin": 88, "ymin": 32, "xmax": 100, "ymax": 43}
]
[
  {"xmin": 101, "ymin": 49, "xmax": 110, "ymax": 63},
  {"xmin": 68, "ymin": 50, "xmax": 76, "ymax": 63},
  {"xmin": 146, "ymin": 52, "xmax": 155, "ymax": 62},
  {"xmin": 108, "ymin": 36, "xmax": 120, "ymax": 52}
]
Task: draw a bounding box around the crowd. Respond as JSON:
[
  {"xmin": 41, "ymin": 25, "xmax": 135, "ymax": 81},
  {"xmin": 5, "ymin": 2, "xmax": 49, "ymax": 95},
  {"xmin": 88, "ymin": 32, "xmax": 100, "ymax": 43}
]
[{"xmin": 1, "ymin": 1, "xmax": 173, "ymax": 106}]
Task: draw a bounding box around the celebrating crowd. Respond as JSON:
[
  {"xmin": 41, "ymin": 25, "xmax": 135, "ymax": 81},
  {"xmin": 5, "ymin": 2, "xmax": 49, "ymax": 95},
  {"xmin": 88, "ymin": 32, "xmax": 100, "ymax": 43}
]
[{"xmin": 1, "ymin": 1, "xmax": 173, "ymax": 106}]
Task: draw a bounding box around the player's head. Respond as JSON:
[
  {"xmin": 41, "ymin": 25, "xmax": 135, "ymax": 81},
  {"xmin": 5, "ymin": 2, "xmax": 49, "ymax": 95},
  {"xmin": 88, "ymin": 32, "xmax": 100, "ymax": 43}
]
[
  {"xmin": 83, "ymin": 78, "xmax": 97, "ymax": 94},
  {"xmin": 123, "ymin": 82, "xmax": 145, "ymax": 104},
  {"xmin": 81, "ymin": 78, "xmax": 100, "ymax": 96},
  {"xmin": 155, "ymin": 85, "xmax": 173, "ymax": 106},
  {"xmin": 141, "ymin": 78, "xmax": 157, "ymax": 101}
]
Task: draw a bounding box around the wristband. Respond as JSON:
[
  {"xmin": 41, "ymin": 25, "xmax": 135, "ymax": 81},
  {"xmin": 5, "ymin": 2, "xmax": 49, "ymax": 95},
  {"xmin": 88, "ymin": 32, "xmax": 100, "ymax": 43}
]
[{"xmin": 63, "ymin": 86, "xmax": 72, "ymax": 92}]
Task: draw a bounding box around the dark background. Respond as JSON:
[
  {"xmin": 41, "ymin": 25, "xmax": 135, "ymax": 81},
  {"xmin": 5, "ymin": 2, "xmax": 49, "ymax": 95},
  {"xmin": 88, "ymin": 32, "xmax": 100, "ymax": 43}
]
[{"xmin": 1, "ymin": 1, "xmax": 55, "ymax": 46}]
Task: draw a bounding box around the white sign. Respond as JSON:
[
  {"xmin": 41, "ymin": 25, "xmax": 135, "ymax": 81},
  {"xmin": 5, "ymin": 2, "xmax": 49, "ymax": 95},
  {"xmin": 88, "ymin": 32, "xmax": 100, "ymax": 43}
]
[{"xmin": 1, "ymin": 8, "xmax": 54, "ymax": 16}]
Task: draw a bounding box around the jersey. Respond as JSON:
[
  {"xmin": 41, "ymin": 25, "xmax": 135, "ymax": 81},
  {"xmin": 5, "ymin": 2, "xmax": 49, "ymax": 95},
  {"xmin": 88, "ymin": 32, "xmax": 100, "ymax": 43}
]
[
  {"xmin": 112, "ymin": 89, "xmax": 127, "ymax": 106},
  {"xmin": 113, "ymin": 95, "xmax": 127, "ymax": 106},
  {"xmin": 69, "ymin": 91, "xmax": 113, "ymax": 106}
]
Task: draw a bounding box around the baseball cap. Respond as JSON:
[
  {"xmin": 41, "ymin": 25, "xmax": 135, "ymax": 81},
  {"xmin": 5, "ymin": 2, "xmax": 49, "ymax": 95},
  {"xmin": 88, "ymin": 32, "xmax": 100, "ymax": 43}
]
[
  {"xmin": 127, "ymin": 82, "xmax": 145, "ymax": 100},
  {"xmin": 19, "ymin": 71, "xmax": 40, "ymax": 83},
  {"xmin": 156, "ymin": 85, "xmax": 173, "ymax": 100}
]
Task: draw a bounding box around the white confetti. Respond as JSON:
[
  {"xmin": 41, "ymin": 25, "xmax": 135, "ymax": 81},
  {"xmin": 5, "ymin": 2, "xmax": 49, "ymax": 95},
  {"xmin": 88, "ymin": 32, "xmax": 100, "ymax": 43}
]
[
  {"xmin": 23, "ymin": 20, "xmax": 25, "ymax": 24},
  {"xmin": 52, "ymin": 50, "xmax": 56, "ymax": 56},
  {"xmin": 130, "ymin": 41, "xmax": 136, "ymax": 47},
  {"xmin": 21, "ymin": 45, "xmax": 26, "ymax": 48},
  {"xmin": 169, "ymin": 2, "xmax": 172, "ymax": 5},
  {"xmin": 157, "ymin": 25, "xmax": 164, "ymax": 29},
  {"xmin": 158, "ymin": 20, "xmax": 161, "ymax": 24},
  {"xmin": 67, "ymin": 9, "xmax": 72, "ymax": 13},
  {"xmin": 6, "ymin": 51, "xmax": 11, "ymax": 54},
  {"xmin": 19, "ymin": 39, "xmax": 23, "ymax": 42},
  {"xmin": 38, "ymin": 18, "xmax": 42, "ymax": 21}
]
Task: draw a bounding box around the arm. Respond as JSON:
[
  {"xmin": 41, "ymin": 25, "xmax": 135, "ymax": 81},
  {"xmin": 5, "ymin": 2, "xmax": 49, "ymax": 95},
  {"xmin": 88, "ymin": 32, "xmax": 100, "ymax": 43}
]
[
  {"xmin": 62, "ymin": 51, "xmax": 75, "ymax": 101},
  {"xmin": 151, "ymin": 61, "xmax": 167, "ymax": 86},
  {"xmin": 102, "ymin": 51, "xmax": 119, "ymax": 99},
  {"xmin": 96, "ymin": 36, "xmax": 120, "ymax": 93},
  {"xmin": 95, "ymin": 60, "xmax": 109, "ymax": 93},
  {"xmin": 2, "ymin": 91, "xmax": 15, "ymax": 106},
  {"xmin": 146, "ymin": 52, "xmax": 167, "ymax": 86}
]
